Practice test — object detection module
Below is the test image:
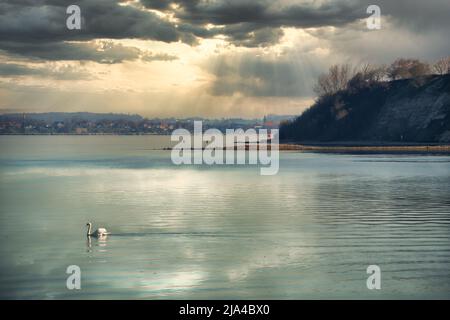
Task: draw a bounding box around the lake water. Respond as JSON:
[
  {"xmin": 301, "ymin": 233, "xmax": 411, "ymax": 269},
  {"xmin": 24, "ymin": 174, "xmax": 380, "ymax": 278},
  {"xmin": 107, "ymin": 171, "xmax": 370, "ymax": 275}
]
[{"xmin": 0, "ymin": 136, "xmax": 450, "ymax": 299}]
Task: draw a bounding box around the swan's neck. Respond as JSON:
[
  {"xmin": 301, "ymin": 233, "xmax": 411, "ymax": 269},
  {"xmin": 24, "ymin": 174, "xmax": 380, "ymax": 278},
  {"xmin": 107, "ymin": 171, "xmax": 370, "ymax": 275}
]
[{"xmin": 87, "ymin": 224, "xmax": 92, "ymax": 236}]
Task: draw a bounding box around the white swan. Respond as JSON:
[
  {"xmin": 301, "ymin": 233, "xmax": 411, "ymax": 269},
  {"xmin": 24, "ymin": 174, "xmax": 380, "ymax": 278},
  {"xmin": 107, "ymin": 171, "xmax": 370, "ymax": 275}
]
[{"xmin": 86, "ymin": 222, "xmax": 109, "ymax": 237}]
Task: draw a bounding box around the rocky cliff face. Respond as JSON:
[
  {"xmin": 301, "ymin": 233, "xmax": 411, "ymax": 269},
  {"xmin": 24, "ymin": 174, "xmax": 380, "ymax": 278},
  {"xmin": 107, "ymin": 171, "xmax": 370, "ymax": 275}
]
[
  {"xmin": 366, "ymin": 76, "xmax": 450, "ymax": 142},
  {"xmin": 280, "ymin": 75, "xmax": 450, "ymax": 143}
]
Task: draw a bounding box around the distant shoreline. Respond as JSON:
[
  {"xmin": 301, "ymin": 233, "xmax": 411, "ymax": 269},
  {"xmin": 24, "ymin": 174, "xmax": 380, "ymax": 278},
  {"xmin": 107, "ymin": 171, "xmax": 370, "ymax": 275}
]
[
  {"xmin": 163, "ymin": 143, "xmax": 450, "ymax": 153},
  {"xmin": 1, "ymin": 134, "xmax": 449, "ymax": 153}
]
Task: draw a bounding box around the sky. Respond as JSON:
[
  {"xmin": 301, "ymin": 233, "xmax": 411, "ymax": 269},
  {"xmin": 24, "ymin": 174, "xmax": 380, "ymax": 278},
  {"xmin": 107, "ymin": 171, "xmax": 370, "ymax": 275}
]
[{"xmin": 0, "ymin": 0, "xmax": 449, "ymax": 118}]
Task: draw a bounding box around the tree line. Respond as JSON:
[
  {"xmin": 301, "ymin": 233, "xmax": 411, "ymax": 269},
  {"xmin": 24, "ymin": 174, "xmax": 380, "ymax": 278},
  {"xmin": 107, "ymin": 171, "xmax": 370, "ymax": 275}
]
[{"xmin": 314, "ymin": 56, "xmax": 450, "ymax": 98}]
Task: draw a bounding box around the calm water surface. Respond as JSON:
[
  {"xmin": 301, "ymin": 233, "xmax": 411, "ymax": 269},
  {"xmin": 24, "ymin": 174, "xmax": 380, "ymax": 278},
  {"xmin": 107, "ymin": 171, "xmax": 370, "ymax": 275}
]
[{"xmin": 0, "ymin": 136, "xmax": 450, "ymax": 299}]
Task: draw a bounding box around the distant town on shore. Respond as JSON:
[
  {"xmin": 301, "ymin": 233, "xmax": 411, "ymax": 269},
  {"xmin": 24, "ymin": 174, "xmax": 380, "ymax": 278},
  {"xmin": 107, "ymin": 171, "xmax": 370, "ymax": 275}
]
[{"xmin": 0, "ymin": 112, "xmax": 294, "ymax": 135}]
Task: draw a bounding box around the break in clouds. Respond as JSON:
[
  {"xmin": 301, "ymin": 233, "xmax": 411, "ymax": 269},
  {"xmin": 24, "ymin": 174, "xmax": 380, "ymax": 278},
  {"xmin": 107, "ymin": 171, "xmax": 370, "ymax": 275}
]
[{"xmin": 0, "ymin": 0, "xmax": 449, "ymax": 117}]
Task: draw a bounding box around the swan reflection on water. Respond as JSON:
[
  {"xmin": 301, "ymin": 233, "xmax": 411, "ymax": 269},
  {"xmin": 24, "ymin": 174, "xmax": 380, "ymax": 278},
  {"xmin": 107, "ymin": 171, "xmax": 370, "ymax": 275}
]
[{"xmin": 86, "ymin": 234, "xmax": 109, "ymax": 252}]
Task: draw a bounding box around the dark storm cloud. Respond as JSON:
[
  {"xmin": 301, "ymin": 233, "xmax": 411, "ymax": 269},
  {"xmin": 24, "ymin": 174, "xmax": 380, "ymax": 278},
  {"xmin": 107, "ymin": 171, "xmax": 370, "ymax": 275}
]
[
  {"xmin": 141, "ymin": 0, "xmax": 363, "ymax": 26},
  {"xmin": 141, "ymin": 0, "xmax": 450, "ymax": 29},
  {"xmin": 139, "ymin": 0, "xmax": 173, "ymax": 10},
  {"xmin": 141, "ymin": 0, "xmax": 366, "ymax": 47},
  {"xmin": 224, "ymin": 2, "xmax": 358, "ymax": 28},
  {"xmin": 0, "ymin": 0, "xmax": 188, "ymax": 61},
  {"xmin": 0, "ymin": 0, "xmax": 182, "ymax": 43}
]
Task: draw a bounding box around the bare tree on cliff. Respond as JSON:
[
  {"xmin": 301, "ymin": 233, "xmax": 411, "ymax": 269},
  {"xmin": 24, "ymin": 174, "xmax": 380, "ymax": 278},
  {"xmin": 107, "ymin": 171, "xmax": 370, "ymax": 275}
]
[
  {"xmin": 433, "ymin": 57, "xmax": 450, "ymax": 75},
  {"xmin": 314, "ymin": 64, "xmax": 353, "ymax": 97},
  {"xmin": 387, "ymin": 58, "xmax": 430, "ymax": 80}
]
